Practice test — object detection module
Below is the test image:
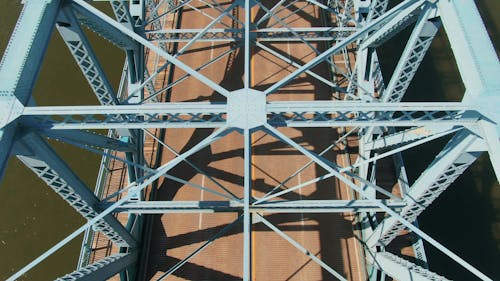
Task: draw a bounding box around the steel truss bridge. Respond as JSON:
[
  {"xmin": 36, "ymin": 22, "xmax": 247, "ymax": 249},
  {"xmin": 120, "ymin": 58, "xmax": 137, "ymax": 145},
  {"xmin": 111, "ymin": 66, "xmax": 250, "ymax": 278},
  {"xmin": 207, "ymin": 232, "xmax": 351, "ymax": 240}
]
[{"xmin": 0, "ymin": 0, "xmax": 499, "ymax": 280}]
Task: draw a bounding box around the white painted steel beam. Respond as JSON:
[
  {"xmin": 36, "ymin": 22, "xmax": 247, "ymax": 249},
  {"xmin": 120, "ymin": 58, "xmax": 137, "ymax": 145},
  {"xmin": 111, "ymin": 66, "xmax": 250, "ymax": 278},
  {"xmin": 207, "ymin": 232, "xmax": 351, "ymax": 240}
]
[
  {"xmin": 367, "ymin": 0, "xmax": 389, "ymax": 21},
  {"xmin": 438, "ymin": 0, "xmax": 500, "ymax": 181},
  {"xmin": 367, "ymin": 252, "xmax": 450, "ymax": 281},
  {"xmin": 360, "ymin": 3, "xmax": 419, "ymax": 49},
  {"xmin": 263, "ymin": 124, "xmax": 492, "ymax": 280},
  {"xmin": 71, "ymin": 2, "xmax": 137, "ymax": 50},
  {"xmin": 72, "ymin": 0, "xmax": 232, "ymax": 97},
  {"xmin": 438, "ymin": 0, "xmax": 500, "ymax": 100},
  {"xmin": 56, "ymin": 6, "xmax": 119, "ymax": 105},
  {"xmin": 364, "ymin": 125, "xmax": 456, "ymax": 151},
  {"xmin": 381, "ymin": 5, "xmax": 440, "ymax": 102},
  {"xmin": 19, "ymin": 102, "xmax": 480, "ymax": 130},
  {"xmin": 366, "ymin": 131, "xmax": 482, "ymax": 248},
  {"xmin": 55, "ymin": 252, "xmax": 138, "ymax": 281},
  {"xmin": 15, "ymin": 132, "xmax": 137, "ymax": 247},
  {"xmin": 41, "ymin": 129, "xmax": 136, "ymax": 152},
  {"xmin": 6, "ymin": 126, "xmax": 230, "ymax": 280},
  {"xmin": 263, "ymin": 0, "xmax": 426, "ymax": 95},
  {"xmin": 147, "ymin": 27, "xmax": 355, "ymax": 42},
  {"xmin": 110, "ymin": 199, "xmax": 406, "ymax": 213},
  {"xmin": 0, "ymin": 0, "xmax": 61, "ymax": 180}
]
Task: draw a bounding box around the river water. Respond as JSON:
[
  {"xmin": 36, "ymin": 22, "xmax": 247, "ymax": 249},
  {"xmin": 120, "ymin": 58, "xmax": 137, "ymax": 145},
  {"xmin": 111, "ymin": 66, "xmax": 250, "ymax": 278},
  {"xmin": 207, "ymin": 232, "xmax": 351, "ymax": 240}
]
[{"xmin": 0, "ymin": 1, "xmax": 498, "ymax": 280}]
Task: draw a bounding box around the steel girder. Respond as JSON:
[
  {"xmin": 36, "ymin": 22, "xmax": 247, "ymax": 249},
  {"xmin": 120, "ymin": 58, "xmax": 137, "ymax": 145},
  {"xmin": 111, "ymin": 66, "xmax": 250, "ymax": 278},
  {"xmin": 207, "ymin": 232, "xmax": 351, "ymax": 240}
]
[
  {"xmin": 146, "ymin": 27, "xmax": 356, "ymax": 42},
  {"xmin": 366, "ymin": 131, "xmax": 482, "ymax": 248},
  {"xmin": 15, "ymin": 132, "xmax": 137, "ymax": 247},
  {"xmin": 367, "ymin": 251, "xmax": 449, "ymax": 281},
  {"xmin": 71, "ymin": 2, "xmax": 137, "ymax": 50},
  {"xmin": 41, "ymin": 129, "xmax": 137, "ymax": 152},
  {"xmin": 56, "ymin": 6, "xmax": 119, "ymax": 105},
  {"xmin": 55, "ymin": 252, "xmax": 138, "ymax": 281},
  {"xmin": 0, "ymin": 0, "xmax": 61, "ymax": 181},
  {"xmin": 18, "ymin": 102, "xmax": 479, "ymax": 130},
  {"xmin": 381, "ymin": 7, "xmax": 441, "ymax": 102},
  {"xmin": 0, "ymin": 0, "xmax": 499, "ymax": 280},
  {"xmin": 107, "ymin": 199, "xmax": 406, "ymax": 213}
]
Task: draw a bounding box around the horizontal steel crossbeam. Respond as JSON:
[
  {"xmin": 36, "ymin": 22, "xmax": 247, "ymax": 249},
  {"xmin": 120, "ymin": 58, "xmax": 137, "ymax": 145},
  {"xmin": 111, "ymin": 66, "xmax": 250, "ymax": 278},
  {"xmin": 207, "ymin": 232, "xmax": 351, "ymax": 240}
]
[
  {"xmin": 108, "ymin": 199, "xmax": 406, "ymax": 213},
  {"xmin": 56, "ymin": 252, "xmax": 138, "ymax": 281},
  {"xmin": 146, "ymin": 27, "xmax": 356, "ymax": 42},
  {"xmin": 19, "ymin": 102, "xmax": 480, "ymax": 129},
  {"xmin": 268, "ymin": 102, "xmax": 478, "ymax": 127}
]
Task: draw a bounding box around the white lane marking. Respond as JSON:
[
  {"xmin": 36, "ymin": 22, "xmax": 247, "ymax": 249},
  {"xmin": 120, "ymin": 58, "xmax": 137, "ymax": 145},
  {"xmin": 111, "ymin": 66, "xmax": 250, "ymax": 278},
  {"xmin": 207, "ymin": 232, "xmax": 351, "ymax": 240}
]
[
  {"xmin": 298, "ymin": 172, "xmax": 307, "ymax": 279},
  {"xmin": 298, "ymin": 173, "xmax": 305, "ymax": 228},
  {"xmin": 287, "ymin": 41, "xmax": 291, "ymax": 70},
  {"xmin": 210, "ymin": 42, "xmax": 215, "ymax": 60},
  {"xmin": 198, "ymin": 175, "xmax": 205, "ymax": 229}
]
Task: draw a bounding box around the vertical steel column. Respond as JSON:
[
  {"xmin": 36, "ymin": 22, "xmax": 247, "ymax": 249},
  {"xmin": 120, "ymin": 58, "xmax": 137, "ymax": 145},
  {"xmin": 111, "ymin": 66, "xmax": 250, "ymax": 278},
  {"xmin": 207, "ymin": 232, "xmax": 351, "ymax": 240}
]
[
  {"xmin": 56, "ymin": 6, "xmax": 119, "ymax": 105},
  {"xmin": 15, "ymin": 133, "xmax": 137, "ymax": 247},
  {"xmin": 366, "ymin": 131, "xmax": 482, "ymax": 248},
  {"xmin": 55, "ymin": 252, "xmax": 138, "ymax": 281}
]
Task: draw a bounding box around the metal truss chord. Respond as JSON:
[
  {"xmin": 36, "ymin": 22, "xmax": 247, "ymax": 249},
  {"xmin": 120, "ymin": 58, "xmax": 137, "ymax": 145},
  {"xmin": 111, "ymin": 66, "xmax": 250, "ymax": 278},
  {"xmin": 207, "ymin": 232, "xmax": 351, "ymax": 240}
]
[
  {"xmin": 368, "ymin": 251, "xmax": 450, "ymax": 281},
  {"xmin": 0, "ymin": 0, "xmax": 61, "ymax": 180},
  {"xmin": 360, "ymin": 5, "xmax": 420, "ymax": 49},
  {"xmin": 73, "ymin": 0, "xmax": 232, "ymax": 97},
  {"xmin": 263, "ymin": 0, "xmax": 427, "ymax": 95},
  {"xmin": 41, "ymin": 129, "xmax": 136, "ymax": 152},
  {"xmin": 19, "ymin": 102, "xmax": 481, "ymax": 129},
  {"xmin": 110, "ymin": 0, "xmax": 135, "ymax": 30},
  {"xmin": 382, "ymin": 9, "xmax": 441, "ymax": 102},
  {"xmin": 267, "ymin": 102, "xmax": 478, "ymax": 128},
  {"xmin": 21, "ymin": 104, "xmax": 227, "ymax": 130},
  {"xmin": 366, "ymin": 131, "xmax": 482, "ymax": 248},
  {"xmin": 15, "ymin": 133, "xmax": 136, "ymax": 247},
  {"xmin": 71, "ymin": 2, "xmax": 137, "ymax": 50},
  {"xmin": 1, "ymin": 0, "xmax": 499, "ymax": 279},
  {"xmin": 367, "ymin": 0, "xmax": 389, "ymax": 21},
  {"xmin": 56, "ymin": 7, "xmax": 119, "ymax": 105},
  {"xmin": 147, "ymin": 27, "xmax": 355, "ymax": 42},
  {"xmin": 55, "ymin": 252, "xmax": 138, "ymax": 281},
  {"xmin": 108, "ymin": 199, "xmax": 406, "ymax": 213},
  {"xmin": 145, "ymin": 0, "xmax": 161, "ymax": 30},
  {"xmin": 364, "ymin": 125, "xmax": 456, "ymax": 151}
]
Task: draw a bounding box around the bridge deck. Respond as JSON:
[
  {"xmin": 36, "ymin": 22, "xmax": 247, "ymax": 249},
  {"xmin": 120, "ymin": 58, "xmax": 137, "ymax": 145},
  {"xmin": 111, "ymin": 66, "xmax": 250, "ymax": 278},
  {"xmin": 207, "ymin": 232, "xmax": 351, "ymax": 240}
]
[
  {"xmin": 82, "ymin": 1, "xmax": 417, "ymax": 280},
  {"xmin": 142, "ymin": 2, "xmax": 366, "ymax": 280}
]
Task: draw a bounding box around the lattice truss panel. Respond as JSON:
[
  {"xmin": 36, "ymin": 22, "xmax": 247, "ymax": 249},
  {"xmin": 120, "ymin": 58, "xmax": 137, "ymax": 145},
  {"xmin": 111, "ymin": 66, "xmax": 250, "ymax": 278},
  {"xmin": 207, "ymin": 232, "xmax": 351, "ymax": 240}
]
[{"xmin": 0, "ymin": 0, "xmax": 498, "ymax": 280}]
